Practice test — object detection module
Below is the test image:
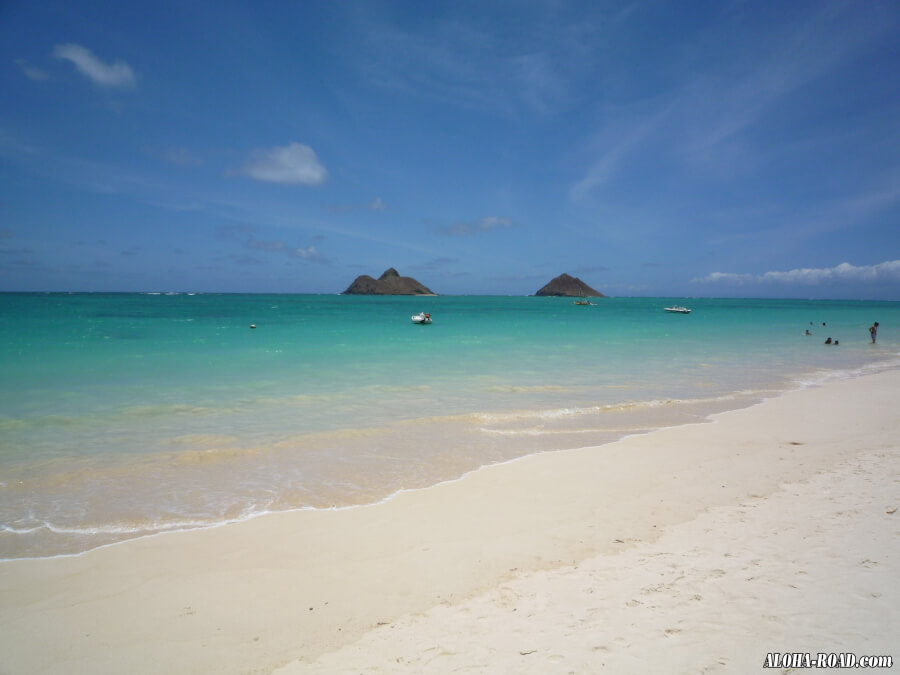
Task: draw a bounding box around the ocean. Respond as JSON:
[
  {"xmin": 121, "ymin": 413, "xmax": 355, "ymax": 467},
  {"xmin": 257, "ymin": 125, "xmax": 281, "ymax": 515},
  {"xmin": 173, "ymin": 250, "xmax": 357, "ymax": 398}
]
[{"xmin": 1, "ymin": 293, "xmax": 897, "ymax": 559}]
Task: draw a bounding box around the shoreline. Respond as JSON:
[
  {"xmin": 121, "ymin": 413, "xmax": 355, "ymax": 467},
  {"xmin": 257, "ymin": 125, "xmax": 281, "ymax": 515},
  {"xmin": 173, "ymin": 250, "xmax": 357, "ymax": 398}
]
[
  {"xmin": 0, "ymin": 368, "xmax": 897, "ymax": 673},
  {"xmin": 4, "ymin": 356, "xmax": 898, "ymax": 562}
]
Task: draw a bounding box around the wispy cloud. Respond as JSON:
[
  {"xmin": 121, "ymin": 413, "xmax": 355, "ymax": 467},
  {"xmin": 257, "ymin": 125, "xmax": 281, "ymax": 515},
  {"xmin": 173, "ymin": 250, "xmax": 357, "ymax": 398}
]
[
  {"xmin": 570, "ymin": 106, "xmax": 671, "ymax": 198},
  {"xmin": 324, "ymin": 196, "xmax": 388, "ymax": 214},
  {"xmin": 52, "ymin": 44, "xmax": 136, "ymax": 88},
  {"xmin": 684, "ymin": 2, "xmax": 887, "ymax": 166},
  {"xmin": 574, "ymin": 265, "xmax": 610, "ymax": 275},
  {"xmin": 240, "ymin": 142, "xmax": 327, "ymax": 186},
  {"xmin": 216, "ymin": 224, "xmax": 256, "ymax": 240},
  {"xmin": 438, "ymin": 216, "xmax": 515, "ymax": 236},
  {"xmin": 511, "ymin": 52, "xmax": 564, "ymax": 115},
  {"xmin": 216, "ymin": 225, "xmax": 327, "ymax": 264},
  {"xmin": 694, "ymin": 260, "xmax": 900, "ymax": 285},
  {"xmin": 246, "ymin": 238, "xmax": 327, "ymax": 263},
  {"xmin": 409, "ymin": 257, "xmax": 459, "ymax": 271},
  {"xmin": 230, "ymin": 254, "xmax": 263, "ymax": 266},
  {"xmin": 14, "ymin": 58, "xmax": 49, "ymax": 81},
  {"xmin": 349, "ymin": 8, "xmax": 577, "ymax": 116},
  {"xmin": 160, "ymin": 147, "xmax": 204, "ymax": 166},
  {"xmin": 790, "ymin": 180, "xmax": 900, "ymax": 241},
  {"xmin": 571, "ymin": 0, "xmax": 893, "ymax": 198}
]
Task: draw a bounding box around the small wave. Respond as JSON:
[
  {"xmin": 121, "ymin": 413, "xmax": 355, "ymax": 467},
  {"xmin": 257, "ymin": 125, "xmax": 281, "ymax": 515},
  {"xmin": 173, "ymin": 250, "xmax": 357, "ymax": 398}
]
[
  {"xmin": 0, "ymin": 505, "xmax": 289, "ymax": 561},
  {"xmin": 792, "ymin": 355, "xmax": 900, "ymax": 389},
  {"xmin": 0, "ymin": 417, "xmax": 27, "ymax": 432},
  {"xmin": 474, "ymin": 392, "xmax": 746, "ymax": 425},
  {"xmin": 0, "ymin": 414, "xmax": 89, "ymax": 430},
  {"xmin": 1, "ymin": 518, "xmax": 219, "ymax": 537},
  {"xmin": 487, "ymin": 385, "xmax": 572, "ymax": 393},
  {"xmin": 122, "ymin": 403, "xmax": 234, "ymax": 417},
  {"xmin": 359, "ymin": 384, "xmax": 433, "ymax": 394}
]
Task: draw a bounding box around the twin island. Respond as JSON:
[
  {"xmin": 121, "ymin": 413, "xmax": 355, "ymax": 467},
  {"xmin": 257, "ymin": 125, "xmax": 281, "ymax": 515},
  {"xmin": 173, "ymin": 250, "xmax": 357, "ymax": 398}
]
[{"xmin": 343, "ymin": 269, "xmax": 604, "ymax": 297}]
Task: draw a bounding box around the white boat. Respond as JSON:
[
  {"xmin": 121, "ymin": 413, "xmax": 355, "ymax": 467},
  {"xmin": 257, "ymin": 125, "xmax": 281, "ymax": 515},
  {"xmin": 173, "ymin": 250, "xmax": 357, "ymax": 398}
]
[
  {"xmin": 411, "ymin": 312, "xmax": 433, "ymax": 324},
  {"xmin": 664, "ymin": 306, "xmax": 691, "ymax": 314}
]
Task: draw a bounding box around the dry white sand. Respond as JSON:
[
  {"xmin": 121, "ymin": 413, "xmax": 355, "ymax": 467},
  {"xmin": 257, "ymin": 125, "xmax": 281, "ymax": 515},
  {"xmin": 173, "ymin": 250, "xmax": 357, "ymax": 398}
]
[
  {"xmin": 0, "ymin": 369, "xmax": 897, "ymax": 675},
  {"xmin": 283, "ymin": 449, "xmax": 898, "ymax": 674}
]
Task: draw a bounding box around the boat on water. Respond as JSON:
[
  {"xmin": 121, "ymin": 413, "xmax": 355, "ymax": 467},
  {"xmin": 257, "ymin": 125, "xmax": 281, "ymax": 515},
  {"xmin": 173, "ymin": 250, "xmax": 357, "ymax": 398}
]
[
  {"xmin": 411, "ymin": 312, "xmax": 433, "ymax": 325},
  {"xmin": 664, "ymin": 306, "xmax": 691, "ymax": 314},
  {"xmin": 573, "ymin": 299, "xmax": 597, "ymax": 305}
]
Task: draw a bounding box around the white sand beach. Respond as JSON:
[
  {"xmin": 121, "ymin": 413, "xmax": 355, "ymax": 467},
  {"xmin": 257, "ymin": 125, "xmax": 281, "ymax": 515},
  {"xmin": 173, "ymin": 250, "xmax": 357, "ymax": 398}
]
[{"xmin": 1, "ymin": 369, "xmax": 897, "ymax": 674}]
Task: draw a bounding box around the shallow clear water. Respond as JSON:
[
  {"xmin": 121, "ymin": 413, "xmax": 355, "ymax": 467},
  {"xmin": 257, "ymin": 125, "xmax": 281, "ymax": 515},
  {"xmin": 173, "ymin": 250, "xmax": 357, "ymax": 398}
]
[{"xmin": 1, "ymin": 293, "xmax": 897, "ymax": 558}]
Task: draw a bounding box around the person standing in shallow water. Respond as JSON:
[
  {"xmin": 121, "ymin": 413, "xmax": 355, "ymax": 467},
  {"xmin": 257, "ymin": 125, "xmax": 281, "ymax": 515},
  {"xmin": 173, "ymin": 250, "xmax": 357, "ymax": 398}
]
[{"xmin": 869, "ymin": 322, "xmax": 879, "ymax": 343}]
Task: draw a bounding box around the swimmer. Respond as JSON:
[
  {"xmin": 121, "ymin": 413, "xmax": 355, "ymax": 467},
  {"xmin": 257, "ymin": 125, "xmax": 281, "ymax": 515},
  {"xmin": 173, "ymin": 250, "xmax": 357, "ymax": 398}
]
[{"xmin": 869, "ymin": 322, "xmax": 879, "ymax": 343}]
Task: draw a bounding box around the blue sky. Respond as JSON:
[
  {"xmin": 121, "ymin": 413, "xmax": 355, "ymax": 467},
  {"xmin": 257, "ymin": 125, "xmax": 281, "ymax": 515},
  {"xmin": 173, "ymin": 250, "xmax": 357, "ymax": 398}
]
[{"xmin": 1, "ymin": 0, "xmax": 898, "ymax": 298}]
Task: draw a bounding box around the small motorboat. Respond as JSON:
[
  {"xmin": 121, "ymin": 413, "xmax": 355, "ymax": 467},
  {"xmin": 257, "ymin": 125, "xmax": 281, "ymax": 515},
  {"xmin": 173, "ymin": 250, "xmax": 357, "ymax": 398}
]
[
  {"xmin": 411, "ymin": 312, "xmax": 433, "ymax": 325},
  {"xmin": 664, "ymin": 306, "xmax": 691, "ymax": 314},
  {"xmin": 573, "ymin": 299, "xmax": 596, "ymax": 306}
]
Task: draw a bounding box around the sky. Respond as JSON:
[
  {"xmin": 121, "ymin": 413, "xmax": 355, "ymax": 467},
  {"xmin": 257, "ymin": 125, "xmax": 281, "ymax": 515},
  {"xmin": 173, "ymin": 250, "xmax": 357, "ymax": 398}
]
[{"xmin": 1, "ymin": 0, "xmax": 898, "ymax": 298}]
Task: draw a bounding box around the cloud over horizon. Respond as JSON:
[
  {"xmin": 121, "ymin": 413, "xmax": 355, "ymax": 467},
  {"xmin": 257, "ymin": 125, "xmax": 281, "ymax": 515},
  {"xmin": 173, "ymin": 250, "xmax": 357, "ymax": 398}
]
[
  {"xmin": 240, "ymin": 143, "xmax": 328, "ymax": 186},
  {"xmin": 694, "ymin": 260, "xmax": 900, "ymax": 285},
  {"xmin": 52, "ymin": 44, "xmax": 136, "ymax": 88}
]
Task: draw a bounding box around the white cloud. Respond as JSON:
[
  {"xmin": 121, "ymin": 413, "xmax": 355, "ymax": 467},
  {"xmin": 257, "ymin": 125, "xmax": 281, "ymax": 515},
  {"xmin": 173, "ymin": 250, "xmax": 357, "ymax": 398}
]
[
  {"xmin": 52, "ymin": 44, "xmax": 136, "ymax": 88},
  {"xmin": 241, "ymin": 143, "xmax": 328, "ymax": 186},
  {"xmin": 694, "ymin": 260, "xmax": 900, "ymax": 285},
  {"xmin": 289, "ymin": 246, "xmax": 322, "ymax": 261}
]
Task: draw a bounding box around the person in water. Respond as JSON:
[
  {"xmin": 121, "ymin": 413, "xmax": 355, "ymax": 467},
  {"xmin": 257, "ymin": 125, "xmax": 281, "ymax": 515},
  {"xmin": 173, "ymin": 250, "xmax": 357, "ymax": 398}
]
[
  {"xmin": 805, "ymin": 329, "xmax": 812, "ymax": 336},
  {"xmin": 869, "ymin": 322, "xmax": 879, "ymax": 343},
  {"xmin": 824, "ymin": 337, "xmax": 832, "ymax": 344}
]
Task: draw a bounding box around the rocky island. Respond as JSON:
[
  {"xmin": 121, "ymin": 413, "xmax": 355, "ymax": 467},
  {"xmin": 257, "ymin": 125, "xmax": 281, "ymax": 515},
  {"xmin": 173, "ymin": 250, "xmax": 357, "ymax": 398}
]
[
  {"xmin": 535, "ymin": 273, "xmax": 604, "ymax": 297},
  {"xmin": 343, "ymin": 268, "xmax": 436, "ymax": 295}
]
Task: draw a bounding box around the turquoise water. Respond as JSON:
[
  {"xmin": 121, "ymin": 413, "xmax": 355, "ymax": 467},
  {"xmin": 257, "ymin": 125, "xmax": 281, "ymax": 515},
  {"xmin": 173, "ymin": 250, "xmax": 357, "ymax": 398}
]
[{"xmin": 1, "ymin": 293, "xmax": 897, "ymax": 558}]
